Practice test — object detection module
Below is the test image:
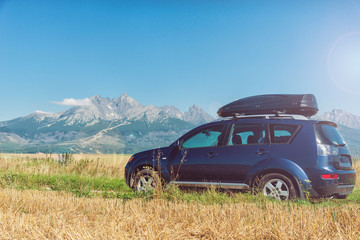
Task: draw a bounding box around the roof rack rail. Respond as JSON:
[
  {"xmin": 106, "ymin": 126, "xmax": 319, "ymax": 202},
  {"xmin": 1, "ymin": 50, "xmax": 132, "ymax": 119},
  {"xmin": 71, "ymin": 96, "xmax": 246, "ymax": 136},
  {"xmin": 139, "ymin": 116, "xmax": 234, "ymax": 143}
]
[{"xmin": 226, "ymin": 114, "xmax": 309, "ymax": 120}]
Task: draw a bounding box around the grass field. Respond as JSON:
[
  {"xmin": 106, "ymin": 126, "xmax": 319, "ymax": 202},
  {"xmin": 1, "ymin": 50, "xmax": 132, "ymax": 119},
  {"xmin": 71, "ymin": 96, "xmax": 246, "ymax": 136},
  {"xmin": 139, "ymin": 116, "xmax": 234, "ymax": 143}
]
[{"xmin": 0, "ymin": 153, "xmax": 359, "ymax": 239}]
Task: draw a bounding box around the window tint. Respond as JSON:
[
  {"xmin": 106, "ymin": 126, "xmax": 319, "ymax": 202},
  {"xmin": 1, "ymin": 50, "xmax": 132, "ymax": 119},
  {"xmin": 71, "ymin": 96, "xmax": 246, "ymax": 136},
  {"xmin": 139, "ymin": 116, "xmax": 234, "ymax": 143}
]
[
  {"xmin": 315, "ymin": 124, "xmax": 345, "ymax": 146},
  {"xmin": 227, "ymin": 124, "xmax": 267, "ymax": 146},
  {"xmin": 182, "ymin": 125, "xmax": 224, "ymax": 149},
  {"xmin": 270, "ymin": 125, "xmax": 298, "ymax": 144}
]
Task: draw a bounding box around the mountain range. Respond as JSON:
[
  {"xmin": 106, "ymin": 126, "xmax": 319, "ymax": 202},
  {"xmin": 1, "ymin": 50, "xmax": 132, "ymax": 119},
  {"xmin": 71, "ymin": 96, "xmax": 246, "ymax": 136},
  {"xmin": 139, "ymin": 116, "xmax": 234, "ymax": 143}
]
[
  {"xmin": 0, "ymin": 94, "xmax": 360, "ymax": 155},
  {"xmin": 0, "ymin": 93, "xmax": 214, "ymax": 153}
]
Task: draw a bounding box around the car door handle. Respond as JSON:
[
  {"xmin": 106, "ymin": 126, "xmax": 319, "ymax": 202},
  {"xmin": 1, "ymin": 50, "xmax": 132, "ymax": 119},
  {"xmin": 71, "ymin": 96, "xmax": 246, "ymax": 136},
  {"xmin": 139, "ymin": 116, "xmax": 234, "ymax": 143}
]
[
  {"xmin": 256, "ymin": 149, "xmax": 269, "ymax": 155},
  {"xmin": 206, "ymin": 152, "xmax": 218, "ymax": 158}
]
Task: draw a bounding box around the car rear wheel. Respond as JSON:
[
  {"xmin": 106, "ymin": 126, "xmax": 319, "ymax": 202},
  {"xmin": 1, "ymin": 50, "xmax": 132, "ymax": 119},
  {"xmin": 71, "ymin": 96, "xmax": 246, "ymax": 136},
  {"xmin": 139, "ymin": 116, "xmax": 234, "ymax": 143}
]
[
  {"xmin": 259, "ymin": 173, "xmax": 297, "ymax": 200},
  {"xmin": 134, "ymin": 169, "xmax": 160, "ymax": 192}
]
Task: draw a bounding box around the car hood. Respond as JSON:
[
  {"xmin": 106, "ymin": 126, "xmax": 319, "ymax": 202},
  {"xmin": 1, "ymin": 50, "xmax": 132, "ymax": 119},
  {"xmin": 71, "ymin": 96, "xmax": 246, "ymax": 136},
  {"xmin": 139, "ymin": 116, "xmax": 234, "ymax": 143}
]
[{"xmin": 132, "ymin": 146, "xmax": 172, "ymax": 160}]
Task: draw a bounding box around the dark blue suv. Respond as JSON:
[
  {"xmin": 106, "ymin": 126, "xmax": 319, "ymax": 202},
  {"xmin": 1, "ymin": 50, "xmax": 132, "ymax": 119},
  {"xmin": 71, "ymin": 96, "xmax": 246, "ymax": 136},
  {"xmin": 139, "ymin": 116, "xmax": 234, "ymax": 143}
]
[{"xmin": 125, "ymin": 95, "xmax": 356, "ymax": 200}]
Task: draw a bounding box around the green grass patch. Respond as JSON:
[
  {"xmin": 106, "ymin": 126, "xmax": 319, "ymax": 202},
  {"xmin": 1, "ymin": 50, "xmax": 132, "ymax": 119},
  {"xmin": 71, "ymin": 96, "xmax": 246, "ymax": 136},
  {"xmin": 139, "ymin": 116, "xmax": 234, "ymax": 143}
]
[
  {"xmin": 0, "ymin": 171, "xmax": 359, "ymax": 207},
  {"xmin": 0, "ymin": 172, "xmax": 136, "ymax": 198}
]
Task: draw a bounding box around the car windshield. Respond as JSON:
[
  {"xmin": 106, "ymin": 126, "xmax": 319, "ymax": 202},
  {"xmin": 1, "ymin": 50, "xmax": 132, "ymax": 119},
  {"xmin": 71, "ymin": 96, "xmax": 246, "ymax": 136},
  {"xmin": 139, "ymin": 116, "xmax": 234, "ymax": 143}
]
[{"xmin": 315, "ymin": 123, "xmax": 346, "ymax": 146}]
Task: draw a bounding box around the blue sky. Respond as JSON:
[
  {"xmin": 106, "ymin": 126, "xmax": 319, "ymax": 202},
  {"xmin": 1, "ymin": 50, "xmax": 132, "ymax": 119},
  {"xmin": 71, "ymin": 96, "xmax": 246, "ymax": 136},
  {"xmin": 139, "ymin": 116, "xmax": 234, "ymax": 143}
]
[{"xmin": 1, "ymin": 0, "xmax": 360, "ymax": 121}]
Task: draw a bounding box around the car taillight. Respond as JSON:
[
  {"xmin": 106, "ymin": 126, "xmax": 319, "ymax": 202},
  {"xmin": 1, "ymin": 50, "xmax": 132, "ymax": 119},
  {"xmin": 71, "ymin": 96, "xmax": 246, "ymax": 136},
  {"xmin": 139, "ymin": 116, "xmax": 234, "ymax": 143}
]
[
  {"xmin": 321, "ymin": 174, "xmax": 339, "ymax": 179},
  {"xmin": 128, "ymin": 156, "xmax": 134, "ymax": 163}
]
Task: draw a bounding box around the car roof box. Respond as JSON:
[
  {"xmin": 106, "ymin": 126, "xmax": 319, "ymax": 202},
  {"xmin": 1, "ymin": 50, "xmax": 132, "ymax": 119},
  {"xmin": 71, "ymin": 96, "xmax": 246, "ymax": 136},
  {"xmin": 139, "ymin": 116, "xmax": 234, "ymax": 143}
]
[{"xmin": 217, "ymin": 94, "xmax": 318, "ymax": 118}]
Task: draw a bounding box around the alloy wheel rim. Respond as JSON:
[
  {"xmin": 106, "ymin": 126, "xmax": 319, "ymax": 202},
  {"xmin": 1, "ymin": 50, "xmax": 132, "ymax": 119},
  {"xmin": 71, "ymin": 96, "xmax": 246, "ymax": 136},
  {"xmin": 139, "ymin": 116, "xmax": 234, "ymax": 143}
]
[
  {"xmin": 137, "ymin": 175, "xmax": 154, "ymax": 192},
  {"xmin": 262, "ymin": 178, "xmax": 290, "ymax": 200}
]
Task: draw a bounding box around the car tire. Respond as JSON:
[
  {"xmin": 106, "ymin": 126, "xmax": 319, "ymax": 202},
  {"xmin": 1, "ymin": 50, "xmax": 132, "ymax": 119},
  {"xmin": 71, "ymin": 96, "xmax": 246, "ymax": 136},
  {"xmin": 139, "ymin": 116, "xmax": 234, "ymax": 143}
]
[
  {"xmin": 134, "ymin": 169, "xmax": 160, "ymax": 192},
  {"xmin": 259, "ymin": 173, "xmax": 298, "ymax": 200}
]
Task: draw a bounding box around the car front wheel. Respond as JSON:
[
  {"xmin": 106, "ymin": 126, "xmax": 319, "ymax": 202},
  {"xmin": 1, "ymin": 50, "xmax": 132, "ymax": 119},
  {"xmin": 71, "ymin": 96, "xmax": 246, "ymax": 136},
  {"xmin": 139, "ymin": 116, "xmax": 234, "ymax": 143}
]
[{"xmin": 134, "ymin": 169, "xmax": 160, "ymax": 192}]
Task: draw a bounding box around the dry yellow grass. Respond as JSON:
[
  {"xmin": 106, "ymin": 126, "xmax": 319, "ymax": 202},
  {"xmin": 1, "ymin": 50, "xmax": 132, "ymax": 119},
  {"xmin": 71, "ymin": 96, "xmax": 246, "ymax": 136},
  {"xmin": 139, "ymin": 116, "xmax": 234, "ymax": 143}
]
[
  {"xmin": 0, "ymin": 153, "xmax": 130, "ymax": 178},
  {"xmin": 0, "ymin": 154, "xmax": 359, "ymax": 239},
  {"xmin": 0, "ymin": 188, "xmax": 359, "ymax": 239}
]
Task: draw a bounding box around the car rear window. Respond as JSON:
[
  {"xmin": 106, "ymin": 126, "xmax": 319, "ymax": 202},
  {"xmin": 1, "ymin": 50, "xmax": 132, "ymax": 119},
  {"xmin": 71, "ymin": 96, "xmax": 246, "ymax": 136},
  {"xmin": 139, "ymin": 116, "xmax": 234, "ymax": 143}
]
[
  {"xmin": 315, "ymin": 123, "xmax": 345, "ymax": 146},
  {"xmin": 270, "ymin": 124, "xmax": 299, "ymax": 144}
]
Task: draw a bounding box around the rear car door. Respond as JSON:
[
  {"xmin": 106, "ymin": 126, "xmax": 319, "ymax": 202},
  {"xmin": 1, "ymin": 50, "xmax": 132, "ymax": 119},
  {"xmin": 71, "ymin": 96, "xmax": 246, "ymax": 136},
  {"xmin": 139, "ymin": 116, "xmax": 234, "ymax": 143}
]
[{"xmin": 218, "ymin": 123, "xmax": 270, "ymax": 183}]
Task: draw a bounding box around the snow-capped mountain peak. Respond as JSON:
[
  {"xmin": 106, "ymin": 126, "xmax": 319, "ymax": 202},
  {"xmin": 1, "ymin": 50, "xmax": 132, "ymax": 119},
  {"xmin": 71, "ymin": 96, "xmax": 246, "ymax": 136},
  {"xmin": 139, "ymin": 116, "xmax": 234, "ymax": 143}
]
[
  {"xmin": 183, "ymin": 104, "xmax": 214, "ymax": 124},
  {"xmin": 114, "ymin": 92, "xmax": 142, "ymax": 110},
  {"xmin": 25, "ymin": 111, "xmax": 60, "ymax": 122},
  {"xmin": 313, "ymin": 109, "xmax": 360, "ymax": 129}
]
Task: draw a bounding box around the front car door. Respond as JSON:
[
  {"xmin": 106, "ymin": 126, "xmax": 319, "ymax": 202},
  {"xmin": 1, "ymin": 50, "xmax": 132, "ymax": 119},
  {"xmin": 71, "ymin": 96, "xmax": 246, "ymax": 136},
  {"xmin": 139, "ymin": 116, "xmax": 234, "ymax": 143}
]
[{"xmin": 168, "ymin": 124, "xmax": 226, "ymax": 182}]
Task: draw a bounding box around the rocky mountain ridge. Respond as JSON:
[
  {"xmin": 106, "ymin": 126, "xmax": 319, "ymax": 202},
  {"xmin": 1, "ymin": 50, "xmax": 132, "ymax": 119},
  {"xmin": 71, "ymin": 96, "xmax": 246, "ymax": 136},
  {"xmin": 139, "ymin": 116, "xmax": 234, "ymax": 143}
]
[
  {"xmin": 28, "ymin": 93, "xmax": 213, "ymax": 126},
  {"xmin": 0, "ymin": 93, "xmax": 214, "ymax": 153},
  {"xmin": 313, "ymin": 109, "xmax": 360, "ymax": 129}
]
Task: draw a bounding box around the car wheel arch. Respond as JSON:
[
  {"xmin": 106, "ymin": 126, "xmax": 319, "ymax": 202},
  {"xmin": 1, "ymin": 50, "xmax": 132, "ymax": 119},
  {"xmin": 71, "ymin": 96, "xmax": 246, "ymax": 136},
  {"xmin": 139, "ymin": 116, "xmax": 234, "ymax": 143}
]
[{"xmin": 246, "ymin": 157, "xmax": 311, "ymax": 199}]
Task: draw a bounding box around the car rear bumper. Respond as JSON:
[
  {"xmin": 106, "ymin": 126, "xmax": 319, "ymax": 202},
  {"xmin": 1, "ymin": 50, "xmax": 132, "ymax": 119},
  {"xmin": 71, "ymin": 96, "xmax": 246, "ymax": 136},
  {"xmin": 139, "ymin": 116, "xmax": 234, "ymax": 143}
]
[
  {"xmin": 311, "ymin": 170, "xmax": 356, "ymax": 197},
  {"xmin": 312, "ymin": 184, "xmax": 355, "ymax": 197},
  {"xmin": 334, "ymin": 184, "xmax": 355, "ymax": 196}
]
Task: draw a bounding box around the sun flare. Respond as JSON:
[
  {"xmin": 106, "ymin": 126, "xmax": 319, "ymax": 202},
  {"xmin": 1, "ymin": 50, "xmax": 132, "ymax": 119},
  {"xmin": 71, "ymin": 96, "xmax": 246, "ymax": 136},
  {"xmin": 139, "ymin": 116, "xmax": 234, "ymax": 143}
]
[{"xmin": 328, "ymin": 32, "xmax": 360, "ymax": 94}]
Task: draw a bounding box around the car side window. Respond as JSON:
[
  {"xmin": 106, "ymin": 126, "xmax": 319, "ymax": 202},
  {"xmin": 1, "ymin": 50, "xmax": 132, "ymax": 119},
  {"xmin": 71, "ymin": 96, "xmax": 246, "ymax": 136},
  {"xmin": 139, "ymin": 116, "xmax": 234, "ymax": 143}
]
[
  {"xmin": 182, "ymin": 125, "xmax": 225, "ymax": 149},
  {"xmin": 270, "ymin": 124, "xmax": 299, "ymax": 144},
  {"xmin": 227, "ymin": 123, "xmax": 267, "ymax": 146}
]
